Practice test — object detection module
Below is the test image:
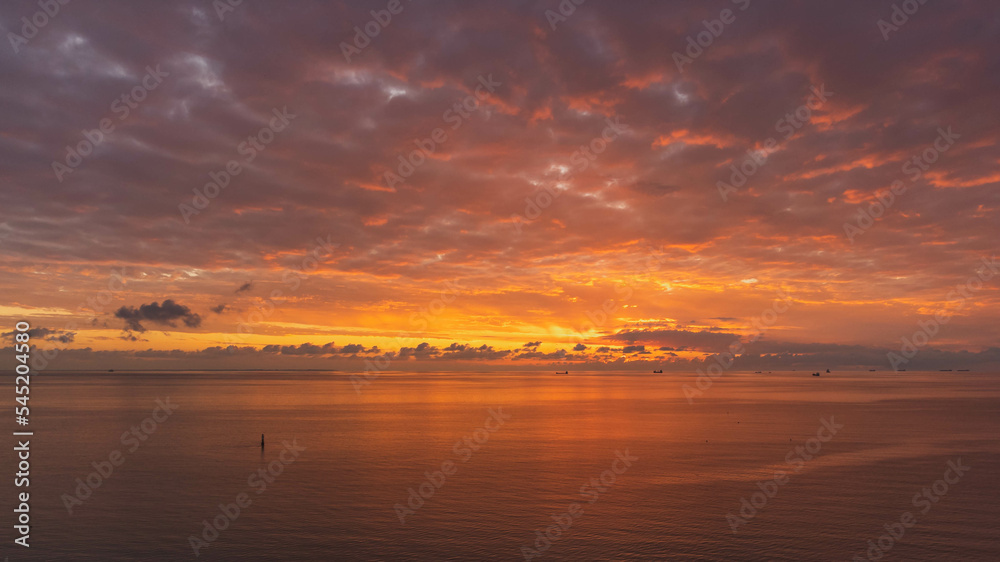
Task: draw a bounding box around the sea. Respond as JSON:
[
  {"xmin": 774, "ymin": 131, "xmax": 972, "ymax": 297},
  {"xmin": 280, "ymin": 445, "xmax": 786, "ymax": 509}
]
[{"xmin": 4, "ymin": 370, "xmax": 999, "ymax": 560}]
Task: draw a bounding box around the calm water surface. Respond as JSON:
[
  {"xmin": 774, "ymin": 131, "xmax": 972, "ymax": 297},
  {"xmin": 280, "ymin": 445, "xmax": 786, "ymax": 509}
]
[{"xmin": 5, "ymin": 371, "xmax": 999, "ymax": 560}]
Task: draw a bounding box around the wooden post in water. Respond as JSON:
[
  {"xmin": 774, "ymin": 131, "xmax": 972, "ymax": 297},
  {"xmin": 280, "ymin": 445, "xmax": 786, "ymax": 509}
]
[{"xmin": 261, "ymin": 433, "xmax": 265, "ymax": 449}]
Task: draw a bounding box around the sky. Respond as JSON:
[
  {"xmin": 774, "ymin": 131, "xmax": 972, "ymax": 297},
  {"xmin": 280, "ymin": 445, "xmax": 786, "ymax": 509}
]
[{"xmin": 1, "ymin": 0, "xmax": 998, "ymax": 371}]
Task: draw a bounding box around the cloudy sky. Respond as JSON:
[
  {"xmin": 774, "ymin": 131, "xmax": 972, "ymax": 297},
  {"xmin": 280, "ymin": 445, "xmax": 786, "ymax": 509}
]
[{"xmin": 1, "ymin": 0, "xmax": 998, "ymax": 371}]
